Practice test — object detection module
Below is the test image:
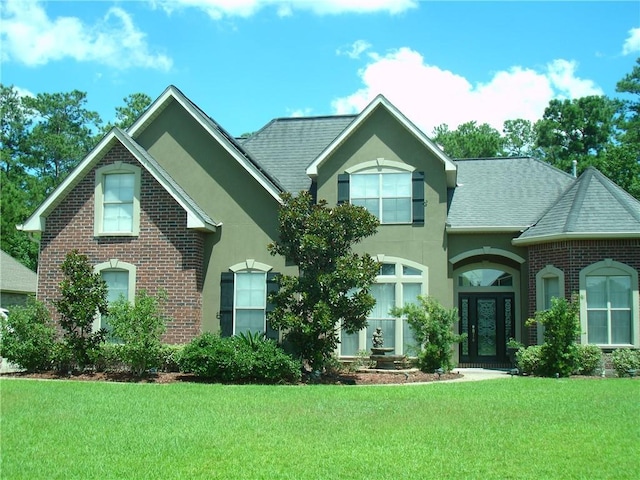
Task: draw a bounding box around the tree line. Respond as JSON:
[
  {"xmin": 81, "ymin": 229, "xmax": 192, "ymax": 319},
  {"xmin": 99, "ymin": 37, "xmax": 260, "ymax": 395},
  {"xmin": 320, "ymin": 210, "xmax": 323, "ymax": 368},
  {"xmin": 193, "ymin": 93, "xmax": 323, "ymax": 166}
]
[{"xmin": 1, "ymin": 59, "xmax": 638, "ymax": 271}]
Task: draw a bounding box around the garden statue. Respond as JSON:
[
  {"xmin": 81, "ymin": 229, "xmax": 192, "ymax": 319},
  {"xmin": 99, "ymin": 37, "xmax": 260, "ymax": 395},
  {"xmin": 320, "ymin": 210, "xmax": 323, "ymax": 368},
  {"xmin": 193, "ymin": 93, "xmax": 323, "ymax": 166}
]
[{"xmin": 372, "ymin": 327, "xmax": 384, "ymax": 347}]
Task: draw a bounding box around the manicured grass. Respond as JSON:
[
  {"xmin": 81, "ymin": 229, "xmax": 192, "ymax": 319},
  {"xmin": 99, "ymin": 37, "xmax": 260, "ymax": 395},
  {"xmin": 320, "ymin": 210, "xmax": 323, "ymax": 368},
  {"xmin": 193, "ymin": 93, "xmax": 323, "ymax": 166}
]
[{"xmin": 1, "ymin": 377, "xmax": 638, "ymax": 479}]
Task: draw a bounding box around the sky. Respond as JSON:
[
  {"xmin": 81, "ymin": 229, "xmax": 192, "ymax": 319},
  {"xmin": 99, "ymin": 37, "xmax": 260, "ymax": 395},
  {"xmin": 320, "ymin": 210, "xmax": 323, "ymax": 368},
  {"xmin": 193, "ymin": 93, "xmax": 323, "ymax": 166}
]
[{"xmin": 1, "ymin": 0, "xmax": 639, "ymax": 137}]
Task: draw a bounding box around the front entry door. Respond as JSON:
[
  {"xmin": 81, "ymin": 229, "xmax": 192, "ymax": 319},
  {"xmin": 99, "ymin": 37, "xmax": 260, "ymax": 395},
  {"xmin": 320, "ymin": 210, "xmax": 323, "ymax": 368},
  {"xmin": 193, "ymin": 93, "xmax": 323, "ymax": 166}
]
[{"xmin": 459, "ymin": 293, "xmax": 515, "ymax": 365}]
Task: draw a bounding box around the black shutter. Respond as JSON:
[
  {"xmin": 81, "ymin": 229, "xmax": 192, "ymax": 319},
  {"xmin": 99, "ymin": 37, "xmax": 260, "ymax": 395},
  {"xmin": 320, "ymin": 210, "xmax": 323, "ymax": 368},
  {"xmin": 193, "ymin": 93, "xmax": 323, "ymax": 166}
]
[
  {"xmin": 220, "ymin": 272, "xmax": 234, "ymax": 337},
  {"xmin": 337, "ymin": 173, "xmax": 350, "ymax": 204},
  {"xmin": 412, "ymin": 171, "xmax": 425, "ymax": 225},
  {"xmin": 265, "ymin": 272, "xmax": 280, "ymax": 341}
]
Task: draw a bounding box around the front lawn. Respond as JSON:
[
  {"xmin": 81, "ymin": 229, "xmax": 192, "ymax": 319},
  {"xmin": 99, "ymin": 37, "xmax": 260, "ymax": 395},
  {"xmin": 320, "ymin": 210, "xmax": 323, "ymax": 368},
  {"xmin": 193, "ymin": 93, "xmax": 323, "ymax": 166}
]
[{"xmin": 1, "ymin": 377, "xmax": 638, "ymax": 479}]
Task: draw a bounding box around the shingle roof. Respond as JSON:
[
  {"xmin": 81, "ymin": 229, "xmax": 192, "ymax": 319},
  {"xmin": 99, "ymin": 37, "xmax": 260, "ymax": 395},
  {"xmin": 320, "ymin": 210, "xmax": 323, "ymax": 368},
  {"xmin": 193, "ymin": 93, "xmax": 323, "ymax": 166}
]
[
  {"xmin": 0, "ymin": 250, "xmax": 37, "ymax": 295},
  {"xmin": 515, "ymin": 166, "xmax": 640, "ymax": 243},
  {"xmin": 447, "ymin": 157, "xmax": 575, "ymax": 230},
  {"xmin": 240, "ymin": 115, "xmax": 356, "ymax": 193}
]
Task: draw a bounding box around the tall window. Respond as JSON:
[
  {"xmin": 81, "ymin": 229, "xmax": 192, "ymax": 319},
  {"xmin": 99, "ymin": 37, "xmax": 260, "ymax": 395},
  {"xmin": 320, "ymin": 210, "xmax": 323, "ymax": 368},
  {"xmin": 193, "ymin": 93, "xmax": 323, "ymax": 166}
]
[
  {"xmin": 340, "ymin": 258, "xmax": 427, "ymax": 356},
  {"xmin": 351, "ymin": 172, "xmax": 412, "ymax": 223},
  {"xmin": 580, "ymin": 260, "xmax": 638, "ymax": 347},
  {"xmin": 94, "ymin": 260, "xmax": 136, "ymax": 333},
  {"xmin": 535, "ymin": 265, "xmax": 564, "ymax": 344},
  {"xmin": 234, "ymin": 271, "xmax": 267, "ymax": 335},
  {"xmin": 95, "ymin": 163, "xmax": 141, "ymax": 236}
]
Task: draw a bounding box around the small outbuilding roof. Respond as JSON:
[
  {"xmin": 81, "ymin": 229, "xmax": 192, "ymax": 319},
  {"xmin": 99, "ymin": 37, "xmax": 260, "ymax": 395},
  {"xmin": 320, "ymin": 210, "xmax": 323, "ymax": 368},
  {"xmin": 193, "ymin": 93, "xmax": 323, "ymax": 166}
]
[{"xmin": 0, "ymin": 250, "xmax": 37, "ymax": 295}]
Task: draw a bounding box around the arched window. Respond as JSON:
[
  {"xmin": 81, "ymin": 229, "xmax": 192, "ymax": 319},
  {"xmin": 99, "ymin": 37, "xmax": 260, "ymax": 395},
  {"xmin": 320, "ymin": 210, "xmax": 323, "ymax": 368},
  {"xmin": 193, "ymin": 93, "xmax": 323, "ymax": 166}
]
[
  {"xmin": 535, "ymin": 265, "xmax": 565, "ymax": 344},
  {"xmin": 340, "ymin": 256, "xmax": 428, "ymax": 357},
  {"xmin": 93, "ymin": 259, "xmax": 136, "ymax": 332},
  {"xmin": 580, "ymin": 260, "xmax": 639, "ymax": 347}
]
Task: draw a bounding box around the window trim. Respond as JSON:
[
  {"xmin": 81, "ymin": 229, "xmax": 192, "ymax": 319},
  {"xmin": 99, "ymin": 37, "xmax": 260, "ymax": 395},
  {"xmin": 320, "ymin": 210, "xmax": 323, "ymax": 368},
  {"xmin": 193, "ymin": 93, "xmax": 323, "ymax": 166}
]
[
  {"xmin": 579, "ymin": 259, "xmax": 639, "ymax": 348},
  {"xmin": 93, "ymin": 259, "xmax": 136, "ymax": 332},
  {"xmin": 535, "ymin": 265, "xmax": 565, "ymax": 344},
  {"xmin": 229, "ymin": 260, "xmax": 273, "ymax": 336},
  {"xmin": 94, "ymin": 162, "xmax": 141, "ymax": 237}
]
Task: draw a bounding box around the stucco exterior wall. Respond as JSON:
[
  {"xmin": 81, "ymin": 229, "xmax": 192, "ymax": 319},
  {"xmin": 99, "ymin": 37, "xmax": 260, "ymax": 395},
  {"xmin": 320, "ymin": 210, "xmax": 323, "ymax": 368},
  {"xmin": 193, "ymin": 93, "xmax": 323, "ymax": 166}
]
[{"xmin": 38, "ymin": 142, "xmax": 204, "ymax": 344}]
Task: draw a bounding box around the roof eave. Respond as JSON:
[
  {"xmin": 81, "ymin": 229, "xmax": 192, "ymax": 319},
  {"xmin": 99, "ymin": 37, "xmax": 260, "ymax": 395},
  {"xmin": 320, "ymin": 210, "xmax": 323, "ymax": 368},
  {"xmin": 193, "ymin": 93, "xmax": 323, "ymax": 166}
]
[
  {"xmin": 513, "ymin": 231, "xmax": 640, "ymax": 246},
  {"xmin": 446, "ymin": 225, "xmax": 530, "ymax": 234}
]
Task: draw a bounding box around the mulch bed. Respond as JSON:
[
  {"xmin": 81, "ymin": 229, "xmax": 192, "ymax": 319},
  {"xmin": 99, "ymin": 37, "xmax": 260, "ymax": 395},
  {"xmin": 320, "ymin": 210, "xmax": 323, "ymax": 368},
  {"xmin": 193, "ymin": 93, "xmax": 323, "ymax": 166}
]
[{"xmin": 1, "ymin": 369, "xmax": 462, "ymax": 385}]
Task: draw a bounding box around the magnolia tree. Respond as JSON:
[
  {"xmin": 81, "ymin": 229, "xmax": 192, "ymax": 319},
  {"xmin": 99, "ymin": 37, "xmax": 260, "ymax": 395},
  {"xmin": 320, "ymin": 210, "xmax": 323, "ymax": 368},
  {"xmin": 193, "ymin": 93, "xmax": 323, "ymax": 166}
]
[{"xmin": 268, "ymin": 192, "xmax": 379, "ymax": 372}]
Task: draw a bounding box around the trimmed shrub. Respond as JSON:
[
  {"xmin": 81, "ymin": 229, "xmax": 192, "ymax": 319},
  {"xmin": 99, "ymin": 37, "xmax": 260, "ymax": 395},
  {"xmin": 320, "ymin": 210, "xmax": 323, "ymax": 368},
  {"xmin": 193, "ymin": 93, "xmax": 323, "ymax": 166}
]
[
  {"xmin": 575, "ymin": 344, "xmax": 603, "ymax": 376},
  {"xmin": 179, "ymin": 332, "xmax": 301, "ymax": 384},
  {"xmin": 159, "ymin": 344, "xmax": 184, "ymax": 372},
  {"xmin": 0, "ymin": 299, "xmax": 56, "ymax": 372},
  {"xmin": 611, "ymin": 348, "xmax": 640, "ymax": 377},
  {"xmin": 89, "ymin": 343, "xmax": 125, "ymax": 372},
  {"xmin": 516, "ymin": 345, "xmax": 543, "ymax": 376}
]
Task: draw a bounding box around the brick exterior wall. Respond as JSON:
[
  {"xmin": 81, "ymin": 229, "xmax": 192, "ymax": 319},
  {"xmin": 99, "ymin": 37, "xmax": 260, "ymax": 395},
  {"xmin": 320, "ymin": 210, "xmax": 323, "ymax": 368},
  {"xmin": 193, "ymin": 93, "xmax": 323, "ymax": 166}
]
[
  {"xmin": 526, "ymin": 239, "xmax": 640, "ymax": 345},
  {"xmin": 37, "ymin": 143, "xmax": 205, "ymax": 344}
]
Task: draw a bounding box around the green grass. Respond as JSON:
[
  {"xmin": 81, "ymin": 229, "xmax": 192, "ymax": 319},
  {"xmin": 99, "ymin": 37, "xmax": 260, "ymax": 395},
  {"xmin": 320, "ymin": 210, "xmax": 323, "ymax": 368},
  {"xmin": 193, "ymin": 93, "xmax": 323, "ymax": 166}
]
[{"xmin": 1, "ymin": 378, "xmax": 638, "ymax": 479}]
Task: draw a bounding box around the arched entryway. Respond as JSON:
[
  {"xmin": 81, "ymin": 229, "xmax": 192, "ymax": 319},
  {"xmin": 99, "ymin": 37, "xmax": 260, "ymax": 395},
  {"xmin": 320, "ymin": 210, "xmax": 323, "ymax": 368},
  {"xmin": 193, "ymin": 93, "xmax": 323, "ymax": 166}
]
[{"xmin": 454, "ymin": 263, "xmax": 520, "ymax": 367}]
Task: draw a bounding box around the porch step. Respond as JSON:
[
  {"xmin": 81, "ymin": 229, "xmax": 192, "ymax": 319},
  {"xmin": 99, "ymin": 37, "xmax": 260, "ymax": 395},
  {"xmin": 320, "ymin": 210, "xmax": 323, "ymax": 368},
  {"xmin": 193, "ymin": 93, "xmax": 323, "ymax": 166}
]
[{"xmin": 458, "ymin": 362, "xmax": 512, "ymax": 369}]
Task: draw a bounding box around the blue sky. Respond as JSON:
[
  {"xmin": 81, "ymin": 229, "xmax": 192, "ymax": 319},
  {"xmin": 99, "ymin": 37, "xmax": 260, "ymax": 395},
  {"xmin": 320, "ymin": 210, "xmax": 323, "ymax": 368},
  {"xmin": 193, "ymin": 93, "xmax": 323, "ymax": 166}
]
[{"xmin": 1, "ymin": 0, "xmax": 639, "ymax": 136}]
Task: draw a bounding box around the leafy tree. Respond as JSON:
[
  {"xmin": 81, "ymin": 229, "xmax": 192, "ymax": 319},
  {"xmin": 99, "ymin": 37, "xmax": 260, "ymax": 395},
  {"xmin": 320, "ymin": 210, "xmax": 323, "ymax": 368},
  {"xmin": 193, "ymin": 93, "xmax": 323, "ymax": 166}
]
[
  {"xmin": 101, "ymin": 93, "xmax": 152, "ymax": 134},
  {"xmin": 267, "ymin": 191, "xmax": 379, "ymax": 372},
  {"xmin": 107, "ymin": 289, "xmax": 169, "ymax": 375},
  {"xmin": 53, "ymin": 250, "xmax": 109, "ymax": 370},
  {"xmin": 502, "ymin": 118, "xmax": 537, "ymax": 157},
  {"xmin": 526, "ymin": 295, "xmax": 580, "ymax": 377},
  {"xmin": 22, "ymin": 90, "xmax": 101, "ymax": 194},
  {"xmin": 535, "ymin": 96, "xmax": 618, "ymax": 173},
  {"xmin": 432, "ymin": 121, "xmax": 504, "ymax": 158},
  {"xmin": 615, "ymin": 57, "xmax": 640, "ymax": 146},
  {"xmin": 391, "ymin": 296, "xmax": 465, "ymax": 372}
]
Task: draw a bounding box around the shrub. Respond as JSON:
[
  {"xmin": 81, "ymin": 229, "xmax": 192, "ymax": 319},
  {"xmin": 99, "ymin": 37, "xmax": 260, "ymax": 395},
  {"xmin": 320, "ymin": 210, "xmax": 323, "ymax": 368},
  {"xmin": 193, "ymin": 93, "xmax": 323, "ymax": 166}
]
[
  {"xmin": 516, "ymin": 345, "xmax": 543, "ymax": 375},
  {"xmin": 611, "ymin": 348, "xmax": 640, "ymax": 377},
  {"xmin": 89, "ymin": 343, "xmax": 125, "ymax": 372},
  {"xmin": 391, "ymin": 296, "xmax": 465, "ymax": 373},
  {"xmin": 159, "ymin": 344, "xmax": 184, "ymax": 372},
  {"xmin": 575, "ymin": 344, "xmax": 602, "ymax": 376},
  {"xmin": 0, "ymin": 299, "xmax": 56, "ymax": 372},
  {"xmin": 107, "ymin": 290, "xmax": 169, "ymax": 375},
  {"xmin": 179, "ymin": 332, "xmax": 301, "ymax": 384},
  {"xmin": 526, "ymin": 296, "xmax": 580, "ymax": 377},
  {"xmin": 54, "ymin": 250, "xmax": 109, "ymax": 370}
]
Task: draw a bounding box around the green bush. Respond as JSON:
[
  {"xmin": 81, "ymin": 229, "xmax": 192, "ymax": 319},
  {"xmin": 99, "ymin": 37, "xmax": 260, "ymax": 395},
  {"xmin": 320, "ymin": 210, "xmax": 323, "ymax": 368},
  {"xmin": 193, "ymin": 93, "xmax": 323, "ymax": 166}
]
[
  {"xmin": 611, "ymin": 348, "xmax": 640, "ymax": 377},
  {"xmin": 159, "ymin": 344, "xmax": 183, "ymax": 372},
  {"xmin": 107, "ymin": 290, "xmax": 169, "ymax": 375},
  {"xmin": 516, "ymin": 345, "xmax": 543, "ymax": 376},
  {"xmin": 526, "ymin": 296, "xmax": 580, "ymax": 377},
  {"xmin": 179, "ymin": 332, "xmax": 301, "ymax": 384},
  {"xmin": 89, "ymin": 343, "xmax": 125, "ymax": 372},
  {"xmin": 575, "ymin": 344, "xmax": 602, "ymax": 375},
  {"xmin": 0, "ymin": 299, "xmax": 56, "ymax": 372},
  {"xmin": 391, "ymin": 296, "xmax": 465, "ymax": 373}
]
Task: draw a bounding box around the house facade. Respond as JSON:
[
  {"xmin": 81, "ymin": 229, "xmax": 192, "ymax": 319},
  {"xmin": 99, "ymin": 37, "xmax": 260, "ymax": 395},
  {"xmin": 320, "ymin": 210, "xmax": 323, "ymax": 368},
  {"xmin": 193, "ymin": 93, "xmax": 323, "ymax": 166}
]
[{"xmin": 20, "ymin": 86, "xmax": 640, "ymax": 367}]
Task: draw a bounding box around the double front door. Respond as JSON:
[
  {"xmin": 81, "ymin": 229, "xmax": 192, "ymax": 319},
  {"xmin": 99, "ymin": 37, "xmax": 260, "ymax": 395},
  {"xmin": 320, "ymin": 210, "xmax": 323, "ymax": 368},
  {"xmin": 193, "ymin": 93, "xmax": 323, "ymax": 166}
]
[{"xmin": 459, "ymin": 293, "xmax": 515, "ymax": 364}]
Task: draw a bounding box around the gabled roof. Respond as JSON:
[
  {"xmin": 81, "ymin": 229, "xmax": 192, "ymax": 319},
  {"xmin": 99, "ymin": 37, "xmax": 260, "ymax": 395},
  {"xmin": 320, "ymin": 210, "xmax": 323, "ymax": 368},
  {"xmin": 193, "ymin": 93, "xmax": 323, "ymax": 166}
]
[
  {"xmin": 128, "ymin": 85, "xmax": 285, "ymax": 201},
  {"xmin": 240, "ymin": 115, "xmax": 356, "ymax": 193},
  {"xmin": 19, "ymin": 128, "xmax": 219, "ymax": 233},
  {"xmin": 513, "ymin": 167, "xmax": 640, "ymax": 245},
  {"xmin": 447, "ymin": 157, "xmax": 575, "ymax": 232},
  {"xmin": 0, "ymin": 250, "xmax": 37, "ymax": 295},
  {"xmin": 305, "ymin": 94, "xmax": 458, "ymax": 188}
]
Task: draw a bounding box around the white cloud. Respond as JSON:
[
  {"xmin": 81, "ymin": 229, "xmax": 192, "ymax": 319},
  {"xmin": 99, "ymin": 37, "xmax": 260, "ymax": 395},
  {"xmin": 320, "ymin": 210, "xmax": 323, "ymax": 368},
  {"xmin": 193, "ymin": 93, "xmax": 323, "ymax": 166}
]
[
  {"xmin": 337, "ymin": 40, "xmax": 372, "ymax": 59},
  {"xmin": 151, "ymin": 0, "xmax": 417, "ymax": 19},
  {"xmin": 0, "ymin": 0, "xmax": 172, "ymax": 71},
  {"xmin": 622, "ymin": 27, "xmax": 640, "ymax": 55},
  {"xmin": 288, "ymin": 107, "xmax": 314, "ymax": 117},
  {"xmin": 331, "ymin": 47, "xmax": 604, "ymax": 134}
]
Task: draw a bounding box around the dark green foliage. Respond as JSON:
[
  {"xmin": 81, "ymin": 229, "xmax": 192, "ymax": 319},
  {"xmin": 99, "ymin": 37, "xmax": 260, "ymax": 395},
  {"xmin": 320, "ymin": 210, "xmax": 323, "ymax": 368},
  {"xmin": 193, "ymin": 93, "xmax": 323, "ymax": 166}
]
[
  {"xmin": 107, "ymin": 289, "xmax": 169, "ymax": 375},
  {"xmin": 53, "ymin": 250, "xmax": 109, "ymax": 370},
  {"xmin": 391, "ymin": 295, "xmax": 465, "ymax": 372},
  {"xmin": 526, "ymin": 296, "xmax": 580, "ymax": 377},
  {"xmin": 575, "ymin": 344, "xmax": 603, "ymax": 376},
  {"xmin": 432, "ymin": 121, "xmax": 504, "ymax": 158},
  {"xmin": 611, "ymin": 348, "xmax": 640, "ymax": 377},
  {"xmin": 268, "ymin": 191, "xmax": 379, "ymax": 372},
  {"xmin": 89, "ymin": 343, "xmax": 125, "ymax": 372},
  {"xmin": 178, "ymin": 332, "xmax": 301, "ymax": 384},
  {"xmin": 0, "ymin": 299, "xmax": 56, "ymax": 372},
  {"xmin": 516, "ymin": 345, "xmax": 543, "ymax": 375},
  {"xmin": 159, "ymin": 344, "xmax": 184, "ymax": 373}
]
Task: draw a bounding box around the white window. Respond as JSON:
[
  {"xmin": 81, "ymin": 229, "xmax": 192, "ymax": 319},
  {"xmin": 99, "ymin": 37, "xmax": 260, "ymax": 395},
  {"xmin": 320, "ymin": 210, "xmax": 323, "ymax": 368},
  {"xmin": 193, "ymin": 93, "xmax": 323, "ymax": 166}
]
[
  {"xmin": 340, "ymin": 257, "xmax": 427, "ymax": 357},
  {"xmin": 580, "ymin": 260, "xmax": 639, "ymax": 347},
  {"xmin": 535, "ymin": 265, "xmax": 565, "ymax": 344},
  {"xmin": 351, "ymin": 172, "xmax": 412, "ymax": 224},
  {"xmin": 94, "ymin": 260, "xmax": 136, "ymax": 332},
  {"xmin": 95, "ymin": 162, "xmax": 141, "ymax": 236},
  {"xmin": 235, "ymin": 271, "xmax": 267, "ymax": 335}
]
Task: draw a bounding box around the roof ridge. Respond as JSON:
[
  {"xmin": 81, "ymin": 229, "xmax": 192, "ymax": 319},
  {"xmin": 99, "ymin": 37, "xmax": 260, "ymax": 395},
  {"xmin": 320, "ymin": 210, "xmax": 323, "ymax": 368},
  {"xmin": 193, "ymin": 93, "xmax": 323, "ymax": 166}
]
[
  {"xmin": 589, "ymin": 167, "xmax": 640, "ymax": 223},
  {"xmin": 564, "ymin": 169, "xmax": 591, "ymax": 232}
]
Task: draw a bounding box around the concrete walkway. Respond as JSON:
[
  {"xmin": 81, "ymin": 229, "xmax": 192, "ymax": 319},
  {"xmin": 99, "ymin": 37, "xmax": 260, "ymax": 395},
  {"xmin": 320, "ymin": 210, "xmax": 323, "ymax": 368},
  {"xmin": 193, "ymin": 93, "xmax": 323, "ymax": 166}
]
[{"xmin": 445, "ymin": 367, "xmax": 514, "ymax": 382}]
